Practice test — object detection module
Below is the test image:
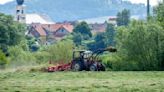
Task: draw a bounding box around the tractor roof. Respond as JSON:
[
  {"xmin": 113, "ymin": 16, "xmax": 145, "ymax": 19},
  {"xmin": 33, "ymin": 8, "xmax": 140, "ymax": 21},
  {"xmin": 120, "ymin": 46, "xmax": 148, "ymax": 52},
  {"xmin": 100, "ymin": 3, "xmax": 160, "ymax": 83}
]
[{"xmin": 73, "ymin": 50, "xmax": 92, "ymax": 53}]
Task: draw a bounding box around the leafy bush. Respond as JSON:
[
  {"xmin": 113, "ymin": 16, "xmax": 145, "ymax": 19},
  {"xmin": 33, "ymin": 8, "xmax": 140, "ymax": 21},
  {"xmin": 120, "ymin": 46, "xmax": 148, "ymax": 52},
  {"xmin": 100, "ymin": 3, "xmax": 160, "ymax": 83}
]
[
  {"xmin": 101, "ymin": 54, "xmax": 120, "ymax": 70},
  {"xmin": 7, "ymin": 40, "xmax": 74, "ymax": 68},
  {"xmin": 8, "ymin": 46, "xmax": 36, "ymax": 68},
  {"xmin": 0, "ymin": 13, "xmax": 26, "ymax": 50},
  {"xmin": 46, "ymin": 40, "xmax": 74, "ymax": 63},
  {"xmin": 101, "ymin": 54, "xmax": 140, "ymax": 71},
  {"xmin": 115, "ymin": 20, "xmax": 164, "ymax": 71},
  {"xmin": 33, "ymin": 51, "xmax": 50, "ymax": 64},
  {"xmin": 0, "ymin": 50, "xmax": 8, "ymax": 67}
]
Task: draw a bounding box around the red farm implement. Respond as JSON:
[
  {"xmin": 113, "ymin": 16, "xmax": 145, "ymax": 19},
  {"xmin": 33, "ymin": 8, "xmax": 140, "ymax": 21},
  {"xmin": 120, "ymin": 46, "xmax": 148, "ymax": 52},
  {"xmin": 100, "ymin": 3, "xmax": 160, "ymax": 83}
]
[{"xmin": 47, "ymin": 63, "xmax": 71, "ymax": 72}]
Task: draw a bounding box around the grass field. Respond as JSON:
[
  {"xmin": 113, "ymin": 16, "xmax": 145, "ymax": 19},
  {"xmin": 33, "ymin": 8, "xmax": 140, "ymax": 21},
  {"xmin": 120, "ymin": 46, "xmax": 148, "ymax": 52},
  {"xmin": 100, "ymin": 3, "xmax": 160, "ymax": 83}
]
[{"xmin": 0, "ymin": 71, "xmax": 164, "ymax": 92}]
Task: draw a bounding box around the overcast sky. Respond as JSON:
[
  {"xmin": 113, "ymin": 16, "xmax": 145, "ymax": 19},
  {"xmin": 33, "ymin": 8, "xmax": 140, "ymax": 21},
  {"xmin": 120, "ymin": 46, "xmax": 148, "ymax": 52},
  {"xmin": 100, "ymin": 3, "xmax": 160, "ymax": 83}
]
[
  {"xmin": 0, "ymin": 0, "xmax": 161, "ymax": 6},
  {"xmin": 0, "ymin": 0, "xmax": 13, "ymax": 4},
  {"xmin": 125, "ymin": 0, "xmax": 161, "ymax": 6}
]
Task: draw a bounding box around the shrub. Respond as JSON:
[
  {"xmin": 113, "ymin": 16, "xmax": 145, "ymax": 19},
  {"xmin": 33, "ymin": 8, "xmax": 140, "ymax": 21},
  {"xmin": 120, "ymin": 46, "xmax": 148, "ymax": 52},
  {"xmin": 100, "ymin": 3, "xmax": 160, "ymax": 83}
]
[
  {"xmin": 46, "ymin": 40, "xmax": 74, "ymax": 63},
  {"xmin": 101, "ymin": 54, "xmax": 120, "ymax": 70},
  {"xmin": 111, "ymin": 60, "xmax": 140, "ymax": 71},
  {"xmin": 33, "ymin": 51, "xmax": 50, "ymax": 64},
  {"xmin": 8, "ymin": 46, "xmax": 36, "ymax": 68},
  {"xmin": 101, "ymin": 54, "xmax": 140, "ymax": 71},
  {"xmin": 0, "ymin": 50, "xmax": 8, "ymax": 68},
  {"xmin": 115, "ymin": 21, "xmax": 164, "ymax": 71}
]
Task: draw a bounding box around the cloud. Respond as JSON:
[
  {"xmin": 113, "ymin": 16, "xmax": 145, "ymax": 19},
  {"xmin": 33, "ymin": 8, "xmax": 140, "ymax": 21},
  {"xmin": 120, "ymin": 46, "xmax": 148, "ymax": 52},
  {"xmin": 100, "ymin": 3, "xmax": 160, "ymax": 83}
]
[
  {"xmin": 0, "ymin": 0, "xmax": 162, "ymax": 6},
  {"xmin": 124, "ymin": 0, "xmax": 161, "ymax": 6},
  {"xmin": 0, "ymin": 0, "xmax": 14, "ymax": 4}
]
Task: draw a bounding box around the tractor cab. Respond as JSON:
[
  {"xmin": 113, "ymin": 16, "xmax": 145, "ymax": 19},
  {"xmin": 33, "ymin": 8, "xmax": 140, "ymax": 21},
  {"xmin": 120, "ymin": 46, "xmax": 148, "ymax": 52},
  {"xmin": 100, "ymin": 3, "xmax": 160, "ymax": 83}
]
[{"xmin": 73, "ymin": 50, "xmax": 92, "ymax": 61}]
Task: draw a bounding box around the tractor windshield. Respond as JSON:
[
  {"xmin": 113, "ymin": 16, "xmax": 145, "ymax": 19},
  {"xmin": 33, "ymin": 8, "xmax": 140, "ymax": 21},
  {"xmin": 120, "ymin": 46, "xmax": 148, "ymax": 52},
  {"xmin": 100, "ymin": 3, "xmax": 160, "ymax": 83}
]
[{"xmin": 83, "ymin": 51, "xmax": 92, "ymax": 59}]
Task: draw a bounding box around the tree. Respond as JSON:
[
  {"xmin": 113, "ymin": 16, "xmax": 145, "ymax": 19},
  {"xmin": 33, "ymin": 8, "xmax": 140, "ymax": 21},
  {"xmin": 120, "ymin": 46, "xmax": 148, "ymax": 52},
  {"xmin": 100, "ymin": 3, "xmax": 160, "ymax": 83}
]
[
  {"xmin": 87, "ymin": 23, "xmax": 116, "ymax": 50},
  {"xmin": 116, "ymin": 9, "xmax": 130, "ymax": 26},
  {"xmin": 106, "ymin": 23, "xmax": 116, "ymax": 46},
  {"xmin": 154, "ymin": 1, "xmax": 164, "ymax": 29},
  {"xmin": 94, "ymin": 33, "xmax": 106, "ymax": 49},
  {"xmin": 116, "ymin": 20, "xmax": 164, "ymax": 70},
  {"xmin": 72, "ymin": 33, "xmax": 82, "ymax": 46},
  {"xmin": 73, "ymin": 21, "xmax": 92, "ymax": 40},
  {"xmin": 87, "ymin": 32, "xmax": 108, "ymax": 51},
  {"xmin": 147, "ymin": 0, "xmax": 150, "ymax": 19},
  {"xmin": 0, "ymin": 13, "xmax": 26, "ymax": 52}
]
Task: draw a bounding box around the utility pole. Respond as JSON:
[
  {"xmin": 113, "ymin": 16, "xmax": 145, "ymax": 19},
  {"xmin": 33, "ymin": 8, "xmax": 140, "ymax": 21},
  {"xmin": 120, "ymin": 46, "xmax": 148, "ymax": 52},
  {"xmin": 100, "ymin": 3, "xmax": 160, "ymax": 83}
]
[{"xmin": 147, "ymin": 0, "xmax": 150, "ymax": 20}]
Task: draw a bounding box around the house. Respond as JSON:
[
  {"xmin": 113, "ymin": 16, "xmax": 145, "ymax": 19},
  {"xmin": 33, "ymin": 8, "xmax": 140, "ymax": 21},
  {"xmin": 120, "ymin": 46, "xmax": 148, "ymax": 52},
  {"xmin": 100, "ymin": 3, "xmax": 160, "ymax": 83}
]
[
  {"xmin": 28, "ymin": 23, "xmax": 47, "ymax": 44},
  {"xmin": 44, "ymin": 23, "xmax": 73, "ymax": 36},
  {"xmin": 108, "ymin": 17, "xmax": 117, "ymax": 26},
  {"xmin": 90, "ymin": 23, "xmax": 107, "ymax": 34},
  {"xmin": 28, "ymin": 23, "xmax": 74, "ymax": 45},
  {"xmin": 89, "ymin": 17, "xmax": 117, "ymax": 35}
]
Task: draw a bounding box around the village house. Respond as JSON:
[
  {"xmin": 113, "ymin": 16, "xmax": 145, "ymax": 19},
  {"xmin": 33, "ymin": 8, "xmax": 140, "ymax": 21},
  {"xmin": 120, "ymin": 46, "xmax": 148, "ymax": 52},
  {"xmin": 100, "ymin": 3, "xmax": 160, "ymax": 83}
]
[
  {"xmin": 89, "ymin": 16, "xmax": 117, "ymax": 34},
  {"xmin": 108, "ymin": 17, "xmax": 117, "ymax": 26},
  {"xmin": 90, "ymin": 23, "xmax": 107, "ymax": 35},
  {"xmin": 28, "ymin": 23, "xmax": 74, "ymax": 45}
]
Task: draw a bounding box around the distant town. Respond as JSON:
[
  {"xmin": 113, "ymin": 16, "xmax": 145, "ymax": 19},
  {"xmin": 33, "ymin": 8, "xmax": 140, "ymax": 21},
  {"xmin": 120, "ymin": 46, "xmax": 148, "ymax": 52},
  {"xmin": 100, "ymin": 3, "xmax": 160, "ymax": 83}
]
[{"xmin": 15, "ymin": 0, "xmax": 143, "ymax": 46}]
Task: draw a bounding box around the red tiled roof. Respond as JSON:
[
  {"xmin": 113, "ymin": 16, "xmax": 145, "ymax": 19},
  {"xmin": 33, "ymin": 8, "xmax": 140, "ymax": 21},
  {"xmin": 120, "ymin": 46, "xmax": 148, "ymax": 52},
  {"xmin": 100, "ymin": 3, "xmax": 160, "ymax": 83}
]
[
  {"xmin": 30, "ymin": 23, "xmax": 73, "ymax": 37},
  {"xmin": 62, "ymin": 24, "xmax": 74, "ymax": 33},
  {"xmin": 32, "ymin": 24, "xmax": 47, "ymax": 36},
  {"xmin": 43, "ymin": 24, "xmax": 61, "ymax": 32},
  {"xmin": 42, "ymin": 24, "xmax": 73, "ymax": 33}
]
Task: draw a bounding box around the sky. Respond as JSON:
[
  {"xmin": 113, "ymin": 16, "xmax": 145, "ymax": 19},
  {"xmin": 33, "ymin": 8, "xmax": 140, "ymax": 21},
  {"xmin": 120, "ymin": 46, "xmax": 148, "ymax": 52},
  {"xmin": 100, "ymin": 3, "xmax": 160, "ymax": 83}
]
[
  {"xmin": 0, "ymin": 0, "xmax": 161, "ymax": 6},
  {"xmin": 0, "ymin": 0, "xmax": 13, "ymax": 4},
  {"xmin": 125, "ymin": 0, "xmax": 161, "ymax": 6}
]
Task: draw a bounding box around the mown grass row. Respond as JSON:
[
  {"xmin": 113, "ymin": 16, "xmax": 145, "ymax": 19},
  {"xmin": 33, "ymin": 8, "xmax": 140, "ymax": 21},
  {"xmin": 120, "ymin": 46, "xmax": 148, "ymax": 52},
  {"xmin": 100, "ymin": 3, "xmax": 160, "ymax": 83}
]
[{"xmin": 0, "ymin": 71, "xmax": 164, "ymax": 92}]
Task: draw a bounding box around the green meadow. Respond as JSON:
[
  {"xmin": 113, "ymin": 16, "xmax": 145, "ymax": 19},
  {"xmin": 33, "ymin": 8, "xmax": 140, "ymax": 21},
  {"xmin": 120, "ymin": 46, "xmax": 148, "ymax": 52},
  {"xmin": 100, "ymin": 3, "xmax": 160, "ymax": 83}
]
[{"xmin": 0, "ymin": 71, "xmax": 164, "ymax": 92}]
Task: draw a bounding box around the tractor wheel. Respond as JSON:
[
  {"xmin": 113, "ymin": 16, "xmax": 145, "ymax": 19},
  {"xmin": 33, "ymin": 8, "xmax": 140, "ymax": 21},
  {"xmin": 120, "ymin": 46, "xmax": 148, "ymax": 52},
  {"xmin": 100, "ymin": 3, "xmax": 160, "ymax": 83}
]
[
  {"xmin": 89, "ymin": 64, "xmax": 97, "ymax": 71},
  {"xmin": 72, "ymin": 62, "xmax": 83, "ymax": 71}
]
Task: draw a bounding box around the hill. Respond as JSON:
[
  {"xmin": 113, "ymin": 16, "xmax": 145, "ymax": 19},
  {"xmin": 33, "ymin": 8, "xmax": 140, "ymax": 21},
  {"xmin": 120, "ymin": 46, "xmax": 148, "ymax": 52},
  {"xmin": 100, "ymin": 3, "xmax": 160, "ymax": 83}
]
[{"xmin": 0, "ymin": 0, "xmax": 147, "ymax": 22}]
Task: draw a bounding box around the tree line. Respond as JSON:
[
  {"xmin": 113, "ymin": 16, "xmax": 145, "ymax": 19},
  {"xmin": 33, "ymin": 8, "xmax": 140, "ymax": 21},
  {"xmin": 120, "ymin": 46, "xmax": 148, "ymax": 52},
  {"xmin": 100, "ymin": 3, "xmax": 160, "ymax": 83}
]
[
  {"xmin": 0, "ymin": 1, "xmax": 164, "ymax": 70},
  {"xmin": 72, "ymin": 2, "xmax": 164, "ymax": 71}
]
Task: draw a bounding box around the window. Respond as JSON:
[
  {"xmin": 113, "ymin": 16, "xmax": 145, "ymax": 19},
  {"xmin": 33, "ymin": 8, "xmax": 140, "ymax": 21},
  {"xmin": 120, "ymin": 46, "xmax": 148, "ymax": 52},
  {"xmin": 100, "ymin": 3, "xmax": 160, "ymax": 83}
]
[{"xmin": 17, "ymin": 10, "xmax": 20, "ymax": 13}]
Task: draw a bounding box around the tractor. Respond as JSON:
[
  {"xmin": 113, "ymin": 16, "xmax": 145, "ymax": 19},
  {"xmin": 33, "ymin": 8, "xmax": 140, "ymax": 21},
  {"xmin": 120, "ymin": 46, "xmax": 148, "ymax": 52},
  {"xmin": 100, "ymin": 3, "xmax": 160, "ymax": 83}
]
[
  {"xmin": 47, "ymin": 47, "xmax": 116, "ymax": 72},
  {"xmin": 71, "ymin": 47, "xmax": 117, "ymax": 71}
]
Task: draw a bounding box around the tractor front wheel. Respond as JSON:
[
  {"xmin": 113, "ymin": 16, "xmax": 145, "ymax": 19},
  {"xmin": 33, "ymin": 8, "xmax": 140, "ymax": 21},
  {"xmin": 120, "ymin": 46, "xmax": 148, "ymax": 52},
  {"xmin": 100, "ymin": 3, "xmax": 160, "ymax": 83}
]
[
  {"xmin": 89, "ymin": 64, "xmax": 97, "ymax": 71},
  {"xmin": 72, "ymin": 62, "xmax": 83, "ymax": 71}
]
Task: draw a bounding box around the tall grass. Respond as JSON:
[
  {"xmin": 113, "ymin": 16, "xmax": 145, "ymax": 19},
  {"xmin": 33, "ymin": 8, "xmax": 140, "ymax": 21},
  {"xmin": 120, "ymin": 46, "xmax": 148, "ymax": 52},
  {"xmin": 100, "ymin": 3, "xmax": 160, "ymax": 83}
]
[{"xmin": 5, "ymin": 40, "xmax": 74, "ymax": 69}]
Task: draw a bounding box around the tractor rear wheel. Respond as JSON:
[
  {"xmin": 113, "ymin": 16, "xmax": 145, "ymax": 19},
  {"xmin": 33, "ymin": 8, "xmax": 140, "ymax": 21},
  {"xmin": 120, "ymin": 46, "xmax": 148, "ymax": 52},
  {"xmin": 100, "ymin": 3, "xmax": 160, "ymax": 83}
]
[
  {"xmin": 72, "ymin": 61, "xmax": 83, "ymax": 71},
  {"xmin": 89, "ymin": 64, "xmax": 97, "ymax": 71}
]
